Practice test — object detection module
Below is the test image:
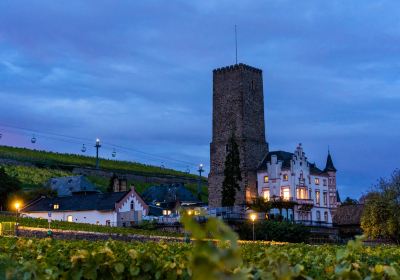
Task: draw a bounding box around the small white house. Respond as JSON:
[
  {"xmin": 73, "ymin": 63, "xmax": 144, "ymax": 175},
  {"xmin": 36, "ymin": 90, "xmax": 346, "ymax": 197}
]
[{"xmin": 21, "ymin": 187, "xmax": 149, "ymax": 227}]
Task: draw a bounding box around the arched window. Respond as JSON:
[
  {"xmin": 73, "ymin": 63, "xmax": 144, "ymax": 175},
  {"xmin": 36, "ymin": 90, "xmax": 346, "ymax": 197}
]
[
  {"xmin": 324, "ymin": 211, "xmax": 329, "ymax": 223},
  {"xmin": 130, "ymin": 200, "xmax": 134, "ymax": 210}
]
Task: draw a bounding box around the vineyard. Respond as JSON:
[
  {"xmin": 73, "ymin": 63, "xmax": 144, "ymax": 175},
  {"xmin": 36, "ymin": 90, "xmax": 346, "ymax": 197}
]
[
  {"xmin": 0, "ymin": 145, "xmax": 199, "ymax": 179},
  {"xmin": 2, "ymin": 165, "xmax": 71, "ymax": 190},
  {"xmin": 1, "ymin": 234, "xmax": 400, "ymax": 279},
  {"xmin": 1, "ymin": 217, "xmax": 400, "ymax": 279},
  {"xmin": 0, "ymin": 165, "xmax": 208, "ymax": 202},
  {"xmin": 0, "ymin": 215, "xmax": 180, "ymax": 238}
]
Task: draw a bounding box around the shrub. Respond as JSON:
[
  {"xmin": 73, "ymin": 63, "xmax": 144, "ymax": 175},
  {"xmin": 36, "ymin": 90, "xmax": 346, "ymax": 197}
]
[{"xmin": 235, "ymin": 220, "xmax": 310, "ymax": 243}]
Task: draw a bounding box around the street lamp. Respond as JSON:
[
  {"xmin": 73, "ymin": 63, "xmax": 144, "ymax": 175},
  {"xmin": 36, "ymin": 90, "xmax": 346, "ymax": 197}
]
[
  {"xmin": 250, "ymin": 213, "xmax": 257, "ymax": 241},
  {"xmin": 14, "ymin": 201, "xmax": 20, "ymax": 224},
  {"xmin": 94, "ymin": 138, "xmax": 101, "ymax": 169},
  {"xmin": 197, "ymin": 164, "xmax": 204, "ymax": 199}
]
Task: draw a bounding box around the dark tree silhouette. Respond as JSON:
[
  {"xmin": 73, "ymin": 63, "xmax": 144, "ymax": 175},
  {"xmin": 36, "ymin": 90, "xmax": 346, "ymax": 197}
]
[
  {"xmin": 221, "ymin": 134, "xmax": 242, "ymax": 207},
  {"xmin": 0, "ymin": 167, "xmax": 21, "ymax": 210},
  {"xmin": 341, "ymin": 197, "xmax": 358, "ymax": 206}
]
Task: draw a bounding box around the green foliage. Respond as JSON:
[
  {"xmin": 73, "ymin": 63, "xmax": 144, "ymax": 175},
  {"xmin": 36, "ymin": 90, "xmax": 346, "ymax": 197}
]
[
  {"xmin": 248, "ymin": 197, "xmax": 271, "ymax": 212},
  {"xmin": 0, "ymin": 167, "xmax": 21, "ymax": 210},
  {"xmin": 1, "ymin": 164, "xmax": 71, "ymax": 190},
  {"xmin": 236, "ymin": 220, "xmax": 310, "ymax": 243},
  {"xmin": 341, "ymin": 197, "xmax": 358, "ymax": 206},
  {"xmin": 361, "ymin": 169, "xmax": 400, "ymax": 243},
  {"xmin": 0, "ymin": 145, "xmax": 198, "ymax": 179},
  {"xmin": 2, "ymin": 220, "xmax": 400, "ymax": 279},
  {"xmin": 222, "ymin": 134, "xmax": 242, "ymax": 207},
  {"xmin": 0, "ymin": 215, "xmax": 181, "ymax": 238},
  {"xmin": 181, "ymin": 214, "xmax": 247, "ymax": 280}
]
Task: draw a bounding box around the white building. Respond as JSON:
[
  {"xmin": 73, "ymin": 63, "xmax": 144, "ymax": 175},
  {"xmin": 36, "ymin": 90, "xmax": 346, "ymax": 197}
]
[
  {"xmin": 21, "ymin": 187, "xmax": 149, "ymax": 227},
  {"xmin": 257, "ymin": 144, "xmax": 338, "ymax": 225}
]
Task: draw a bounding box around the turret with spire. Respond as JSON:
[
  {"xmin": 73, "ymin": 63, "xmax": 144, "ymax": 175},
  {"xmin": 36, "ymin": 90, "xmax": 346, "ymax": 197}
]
[
  {"xmin": 324, "ymin": 150, "xmax": 337, "ymax": 172},
  {"xmin": 324, "ymin": 149, "xmax": 339, "ymax": 212}
]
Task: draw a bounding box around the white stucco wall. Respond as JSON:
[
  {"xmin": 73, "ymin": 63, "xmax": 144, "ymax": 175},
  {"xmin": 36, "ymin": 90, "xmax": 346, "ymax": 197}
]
[
  {"xmin": 257, "ymin": 144, "xmax": 336, "ymax": 225},
  {"xmin": 117, "ymin": 193, "xmax": 147, "ymax": 215},
  {"xmin": 23, "ymin": 210, "xmax": 117, "ymax": 226}
]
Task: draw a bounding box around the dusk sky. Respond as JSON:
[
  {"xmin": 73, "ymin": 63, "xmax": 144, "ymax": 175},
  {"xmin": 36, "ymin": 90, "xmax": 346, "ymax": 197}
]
[{"xmin": 1, "ymin": 1, "xmax": 399, "ymax": 199}]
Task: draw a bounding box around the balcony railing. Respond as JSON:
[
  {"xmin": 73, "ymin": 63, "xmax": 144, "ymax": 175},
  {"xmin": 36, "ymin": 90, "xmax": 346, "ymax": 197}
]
[
  {"xmin": 296, "ymin": 199, "xmax": 314, "ymax": 205},
  {"xmin": 295, "ymin": 220, "xmax": 333, "ymax": 228}
]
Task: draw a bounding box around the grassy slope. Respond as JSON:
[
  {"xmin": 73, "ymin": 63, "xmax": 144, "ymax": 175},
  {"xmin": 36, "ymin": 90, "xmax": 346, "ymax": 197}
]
[
  {"xmin": 0, "ymin": 145, "xmax": 198, "ymax": 178},
  {"xmin": 2, "ymin": 165, "xmax": 72, "ymax": 190},
  {"xmin": 0, "ymin": 145, "xmax": 208, "ymax": 202}
]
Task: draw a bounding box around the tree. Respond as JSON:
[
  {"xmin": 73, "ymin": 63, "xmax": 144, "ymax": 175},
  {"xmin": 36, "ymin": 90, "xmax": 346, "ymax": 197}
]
[
  {"xmin": 341, "ymin": 197, "xmax": 358, "ymax": 206},
  {"xmin": 249, "ymin": 197, "xmax": 272, "ymax": 213},
  {"xmin": 361, "ymin": 169, "xmax": 400, "ymax": 243},
  {"xmin": 0, "ymin": 166, "xmax": 22, "ymax": 210},
  {"xmin": 221, "ymin": 134, "xmax": 242, "ymax": 207}
]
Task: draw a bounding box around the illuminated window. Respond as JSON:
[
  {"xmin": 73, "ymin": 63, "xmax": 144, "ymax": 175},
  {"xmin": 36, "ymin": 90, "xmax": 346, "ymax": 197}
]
[
  {"xmin": 53, "ymin": 204, "xmax": 59, "ymax": 210},
  {"xmin": 323, "ymin": 192, "xmax": 328, "ymax": 205},
  {"xmin": 263, "ymin": 176, "xmax": 269, "ymax": 183},
  {"xmin": 296, "ymin": 187, "xmax": 307, "ymax": 199},
  {"xmin": 314, "ymin": 178, "xmax": 320, "ymax": 185},
  {"xmin": 245, "ymin": 188, "xmax": 251, "ymax": 202},
  {"xmin": 263, "ymin": 189, "xmax": 270, "ymax": 201},
  {"xmin": 67, "ymin": 215, "xmax": 73, "ymax": 222},
  {"xmin": 281, "ymin": 187, "xmax": 290, "ymax": 201},
  {"xmin": 283, "ymin": 174, "xmax": 289, "ymax": 181},
  {"xmin": 315, "ymin": 190, "xmax": 320, "ymax": 205},
  {"xmin": 162, "ymin": 210, "xmax": 172, "ymax": 216}
]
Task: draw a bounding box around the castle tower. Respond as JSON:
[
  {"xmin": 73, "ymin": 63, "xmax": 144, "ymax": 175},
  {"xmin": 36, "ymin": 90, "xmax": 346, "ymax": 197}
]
[
  {"xmin": 324, "ymin": 151, "xmax": 338, "ymax": 212},
  {"xmin": 208, "ymin": 63, "xmax": 269, "ymax": 207}
]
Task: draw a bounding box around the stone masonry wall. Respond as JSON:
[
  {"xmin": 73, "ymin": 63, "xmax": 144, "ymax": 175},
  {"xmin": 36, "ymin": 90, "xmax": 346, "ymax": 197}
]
[{"xmin": 209, "ymin": 64, "xmax": 268, "ymax": 207}]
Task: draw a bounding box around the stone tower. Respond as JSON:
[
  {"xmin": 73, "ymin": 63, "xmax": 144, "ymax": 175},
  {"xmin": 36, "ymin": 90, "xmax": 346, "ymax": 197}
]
[{"xmin": 208, "ymin": 63, "xmax": 268, "ymax": 207}]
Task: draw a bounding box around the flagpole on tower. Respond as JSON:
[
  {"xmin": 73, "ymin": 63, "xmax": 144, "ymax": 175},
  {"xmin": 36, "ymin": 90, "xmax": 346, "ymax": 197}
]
[{"xmin": 235, "ymin": 24, "xmax": 238, "ymax": 64}]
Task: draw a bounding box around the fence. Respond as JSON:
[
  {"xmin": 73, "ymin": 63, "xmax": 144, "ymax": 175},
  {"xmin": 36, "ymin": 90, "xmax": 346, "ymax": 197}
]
[{"xmin": 0, "ymin": 222, "xmax": 16, "ymax": 236}]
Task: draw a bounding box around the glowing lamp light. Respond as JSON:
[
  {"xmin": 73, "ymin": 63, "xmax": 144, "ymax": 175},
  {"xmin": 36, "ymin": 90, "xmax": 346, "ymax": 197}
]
[
  {"xmin": 14, "ymin": 202, "xmax": 21, "ymax": 210},
  {"xmin": 187, "ymin": 210, "xmax": 193, "ymax": 216},
  {"xmin": 250, "ymin": 213, "xmax": 257, "ymax": 222}
]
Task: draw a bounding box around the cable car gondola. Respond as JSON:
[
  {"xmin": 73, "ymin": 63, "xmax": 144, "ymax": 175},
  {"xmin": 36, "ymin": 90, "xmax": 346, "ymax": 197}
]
[
  {"xmin": 112, "ymin": 149, "xmax": 116, "ymax": 158},
  {"xmin": 0, "ymin": 133, "xmax": 2, "ymax": 140},
  {"xmin": 81, "ymin": 144, "xmax": 86, "ymax": 153},
  {"xmin": 31, "ymin": 135, "xmax": 37, "ymax": 144}
]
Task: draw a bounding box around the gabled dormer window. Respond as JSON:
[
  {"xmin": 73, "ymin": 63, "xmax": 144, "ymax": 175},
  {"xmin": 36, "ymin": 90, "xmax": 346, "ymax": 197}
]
[
  {"xmin": 130, "ymin": 200, "xmax": 134, "ymax": 210},
  {"xmin": 283, "ymin": 174, "xmax": 289, "ymax": 181}
]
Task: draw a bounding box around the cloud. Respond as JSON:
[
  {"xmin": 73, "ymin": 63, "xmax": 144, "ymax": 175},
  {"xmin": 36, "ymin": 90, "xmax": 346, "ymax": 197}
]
[{"xmin": 0, "ymin": 0, "xmax": 399, "ymax": 198}]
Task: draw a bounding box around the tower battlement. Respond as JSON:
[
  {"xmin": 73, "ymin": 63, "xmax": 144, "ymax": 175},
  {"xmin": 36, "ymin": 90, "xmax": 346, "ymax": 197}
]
[
  {"xmin": 209, "ymin": 63, "xmax": 268, "ymax": 207},
  {"xmin": 213, "ymin": 63, "xmax": 262, "ymax": 74}
]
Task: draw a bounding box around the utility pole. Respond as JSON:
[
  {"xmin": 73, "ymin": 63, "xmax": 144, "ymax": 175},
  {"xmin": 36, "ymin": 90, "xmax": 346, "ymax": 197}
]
[
  {"xmin": 95, "ymin": 138, "xmax": 101, "ymax": 169},
  {"xmin": 197, "ymin": 164, "xmax": 204, "ymax": 200}
]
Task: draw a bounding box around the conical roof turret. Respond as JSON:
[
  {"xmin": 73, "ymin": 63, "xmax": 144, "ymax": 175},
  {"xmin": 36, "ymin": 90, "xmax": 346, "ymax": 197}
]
[{"xmin": 324, "ymin": 150, "xmax": 337, "ymax": 172}]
